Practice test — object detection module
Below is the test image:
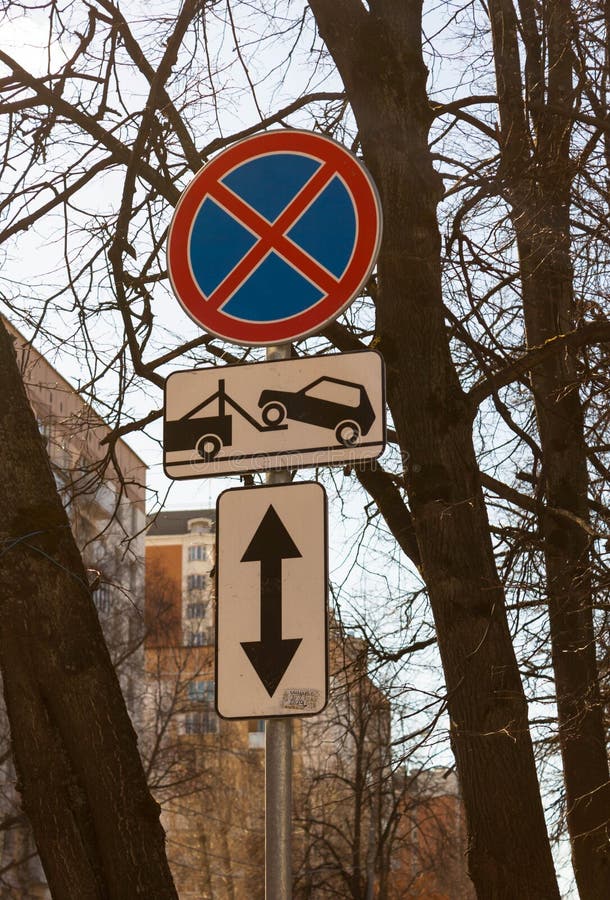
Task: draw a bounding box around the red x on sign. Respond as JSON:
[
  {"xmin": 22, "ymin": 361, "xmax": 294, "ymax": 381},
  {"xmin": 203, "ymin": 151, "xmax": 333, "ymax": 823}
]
[{"xmin": 167, "ymin": 130, "xmax": 382, "ymax": 346}]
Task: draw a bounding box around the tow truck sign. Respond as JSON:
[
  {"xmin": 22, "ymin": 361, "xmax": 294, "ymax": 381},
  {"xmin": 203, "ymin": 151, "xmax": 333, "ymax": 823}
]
[{"xmin": 163, "ymin": 350, "xmax": 385, "ymax": 478}]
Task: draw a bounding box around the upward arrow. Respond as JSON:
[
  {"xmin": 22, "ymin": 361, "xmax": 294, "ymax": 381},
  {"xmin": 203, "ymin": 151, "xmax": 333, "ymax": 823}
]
[{"xmin": 240, "ymin": 505, "xmax": 303, "ymax": 697}]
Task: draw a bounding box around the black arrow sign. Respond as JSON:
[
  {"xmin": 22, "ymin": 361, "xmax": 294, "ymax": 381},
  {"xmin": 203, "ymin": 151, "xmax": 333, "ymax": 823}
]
[{"xmin": 240, "ymin": 504, "xmax": 303, "ymax": 697}]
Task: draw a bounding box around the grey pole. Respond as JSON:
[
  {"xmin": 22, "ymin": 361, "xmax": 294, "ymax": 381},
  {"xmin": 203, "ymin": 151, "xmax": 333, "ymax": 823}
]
[{"xmin": 265, "ymin": 342, "xmax": 293, "ymax": 900}]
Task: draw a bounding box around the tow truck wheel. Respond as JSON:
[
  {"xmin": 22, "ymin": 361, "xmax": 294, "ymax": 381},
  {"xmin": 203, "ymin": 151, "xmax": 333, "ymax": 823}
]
[
  {"xmin": 196, "ymin": 434, "xmax": 222, "ymax": 461},
  {"xmin": 261, "ymin": 401, "xmax": 287, "ymax": 426},
  {"xmin": 335, "ymin": 420, "xmax": 361, "ymax": 447}
]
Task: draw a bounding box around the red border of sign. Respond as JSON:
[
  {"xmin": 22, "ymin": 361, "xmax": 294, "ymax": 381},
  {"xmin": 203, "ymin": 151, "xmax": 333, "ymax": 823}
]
[{"xmin": 167, "ymin": 130, "xmax": 382, "ymax": 346}]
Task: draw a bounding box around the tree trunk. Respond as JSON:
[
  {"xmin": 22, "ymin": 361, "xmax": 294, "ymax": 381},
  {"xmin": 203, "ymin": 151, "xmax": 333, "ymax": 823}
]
[
  {"xmin": 0, "ymin": 318, "xmax": 178, "ymax": 899},
  {"xmin": 488, "ymin": 0, "xmax": 610, "ymax": 894},
  {"xmin": 308, "ymin": 2, "xmax": 560, "ymax": 897}
]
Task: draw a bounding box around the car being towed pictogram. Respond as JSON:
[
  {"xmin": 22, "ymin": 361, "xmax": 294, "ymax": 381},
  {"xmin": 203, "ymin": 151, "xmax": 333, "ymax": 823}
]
[{"xmin": 257, "ymin": 376, "xmax": 375, "ymax": 446}]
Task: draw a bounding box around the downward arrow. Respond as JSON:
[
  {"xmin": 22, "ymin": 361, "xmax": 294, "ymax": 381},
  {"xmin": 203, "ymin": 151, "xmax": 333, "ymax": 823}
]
[{"xmin": 240, "ymin": 505, "xmax": 303, "ymax": 697}]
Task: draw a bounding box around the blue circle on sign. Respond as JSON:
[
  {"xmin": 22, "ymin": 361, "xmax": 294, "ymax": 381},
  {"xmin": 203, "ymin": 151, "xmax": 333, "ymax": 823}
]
[{"xmin": 188, "ymin": 154, "xmax": 356, "ymax": 321}]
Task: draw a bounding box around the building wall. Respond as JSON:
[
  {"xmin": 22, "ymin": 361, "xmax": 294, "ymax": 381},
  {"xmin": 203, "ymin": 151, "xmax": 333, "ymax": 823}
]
[
  {"xmin": 146, "ymin": 512, "xmax": 216, "ymax": 649},
  {"xmin": 144, "ymin": 511, "xmax": 275, "ymax": 898},
  {"xmin": 5, "ymin": 319, "xmax": 147, "ymax": 699},
  {"xmin": 0, "ymin": 317, "xmax": 147, "ymax": 898},
  {"xmin": 144, "ymin": 516, "xmax": 396, "ymax": 899},
  {"xmin": 142, "ymin": 643, "xmax": 267, "ymax": 900},
  {"xmin": 388, "ymin": 769, "xmax": 475, "ymax": 900},
  {"xmin": 145, "ymin": 544, "xmax": 183, "ymax": 646}
]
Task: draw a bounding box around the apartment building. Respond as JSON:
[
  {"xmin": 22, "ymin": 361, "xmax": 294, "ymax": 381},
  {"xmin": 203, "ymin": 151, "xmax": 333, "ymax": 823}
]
[
  {"xmin": 144, "ymin": 507, "xmax": 477, "ymax": 898},
  {"xmin": 145, "ymin": 508, "xmax": 268, "ymax": 898},
  {"xmin": 146, "ymin": 508, "xmax": 216, "ymax": 651},
  {"xmin": 144, "ymin": 510, "xmax": 402, "ymax": 899},
  {"xmin": 0, "ymin": 318, "xmax": 147, "ymax": 898}
]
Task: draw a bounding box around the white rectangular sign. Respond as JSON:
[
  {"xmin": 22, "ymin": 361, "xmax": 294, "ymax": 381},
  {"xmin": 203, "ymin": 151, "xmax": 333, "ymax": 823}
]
[
  {"xmin": 215, "ymin": 482, "xmax": 328, "ymax": 719},
  {"xmin": 164, "ymin": 350, "xmax": 385, "ymax": 478}
]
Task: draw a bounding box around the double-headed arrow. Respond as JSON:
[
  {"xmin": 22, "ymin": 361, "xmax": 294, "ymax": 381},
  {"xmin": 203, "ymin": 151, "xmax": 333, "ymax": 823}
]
[{"xmin": 240, "ymin": 505, "xmax": 303, "ymax": 697}]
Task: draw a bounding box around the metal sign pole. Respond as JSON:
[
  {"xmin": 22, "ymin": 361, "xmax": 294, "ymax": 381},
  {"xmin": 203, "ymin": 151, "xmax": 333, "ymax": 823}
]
[
  {"xmin": 265, "ymin": 342, "xmax": 292, "ymax": 900},
  {"xmin": 166, "ymin": 126, "xmax": 382, "ymax": 900}
]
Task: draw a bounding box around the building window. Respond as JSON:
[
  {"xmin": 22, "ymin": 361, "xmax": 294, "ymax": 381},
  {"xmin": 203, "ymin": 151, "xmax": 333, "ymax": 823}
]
[
  {"xmin": 188, "ymin": 544, "xmax": 208, "ymax": 562},
  {"xmin": 55, "ymin": 440, "xmax": 70, "ymax": 469},
  {"xmin": 37, "ymin": 417, "xmax": 52, "ymax": 446},
  {"xmin": 187, "ymin": 680, "xmax": 215, "ymax": 703},
  {"xmin": 131, "ymin": 504, "xmax": 144, "ymax": 536},
  {"xmin": 186, "ymin": 602, "xmax": 206, "ymax": 619},
  {"xmin": 184, "ymin": 680, "xmax": 217, "ymax": 734},
  {"xmin": 248, "ymin": 719, "xmax": 265, "ymax": 748},
  {"xmin": 187, "ymin": 574, "xmax": 206, "ymax": 591},
  {"xmin": 186, "ymin": 631, "xmax": 206, "ymax": 646},
  {"xmin": 184, "ymin": 710, "xmax": 218, "ymax": 734},
  {"xmin": 185, "ymin": 625, "xmax": 213, "ymax": 646},
  {"xmin": 188, "ymin": 518, "xmax": 211, "ymax": 534},
  {"xmin": 93, "ymin": 583, "xmax": 111, "ymax": 615}
]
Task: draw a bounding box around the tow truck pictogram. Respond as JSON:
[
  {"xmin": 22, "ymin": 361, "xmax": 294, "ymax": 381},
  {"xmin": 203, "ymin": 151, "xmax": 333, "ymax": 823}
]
[{"xmin": 164, "ymin": 379, "xmax": 288, "ymax": 461}]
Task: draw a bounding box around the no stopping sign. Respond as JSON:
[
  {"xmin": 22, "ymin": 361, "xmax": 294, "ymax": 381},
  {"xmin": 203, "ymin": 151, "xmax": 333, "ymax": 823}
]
[{"xmin": 167, "ymin": 130, "xmax": 382, "ymax": 346}]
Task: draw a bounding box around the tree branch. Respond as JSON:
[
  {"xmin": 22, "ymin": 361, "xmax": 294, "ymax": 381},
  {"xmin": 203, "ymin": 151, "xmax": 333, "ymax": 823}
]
[
  {"xmin": 468, "ymin": 320, "xmax": 610, "ymax": 408},
  {"xmin": 200, "ymin": 92, "xmax": 346, "ymax": 159},
  {"xmin": 356, "ymin": 464, "xmax": 421, "ymax": 569},
  {"xmin": 93, "ymin": 0, "xmax": 203, "ymax": 172},
  {"xmin": 0, "ymin": 50, "xmax": 179, "ymax": 204}
]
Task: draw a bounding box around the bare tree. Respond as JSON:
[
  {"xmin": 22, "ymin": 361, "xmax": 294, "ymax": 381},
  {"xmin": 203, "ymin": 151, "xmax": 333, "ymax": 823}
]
[
  {"xmin": 295, "ymin": 632, "xmax": 393, "ymax": 900},
  {"xmin": 0, "ymin": 319, "xmax": 177, "ymax": 897},
  {"xmin": 1, "ymin": 1, "xmax": 610, "ymax": 897},
  {"xmin": 475, "ymin": 3, "xmax": 610, "ymax": 892},
  {"xmin": 306, "ymin": 3, "xmax": 559, "ymax": 894}
]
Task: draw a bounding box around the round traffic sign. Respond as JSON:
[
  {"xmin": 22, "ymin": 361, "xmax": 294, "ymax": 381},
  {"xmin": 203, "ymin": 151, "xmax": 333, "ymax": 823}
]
[{"xmin": 167, "ymin": 130, "xmax": 382, "ymax": 346}]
